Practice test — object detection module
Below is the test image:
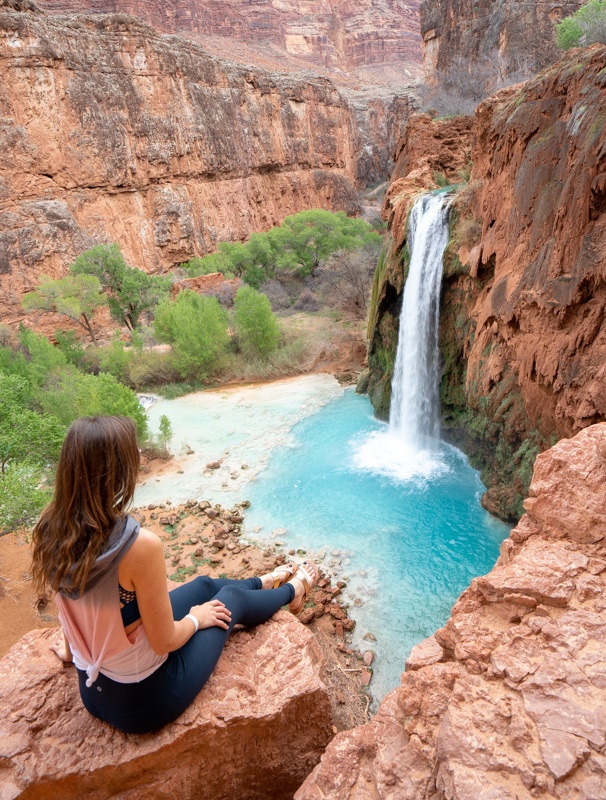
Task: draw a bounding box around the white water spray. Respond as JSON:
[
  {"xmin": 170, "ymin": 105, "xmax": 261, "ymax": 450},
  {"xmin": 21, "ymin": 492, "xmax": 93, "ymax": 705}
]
[
  {"xmin": 389, "ymin": 193, "xmax": 450, "ymax": 449},
  {"xmin": 353, "ymin": 193, "xmax": 451, "ymax": 481}
]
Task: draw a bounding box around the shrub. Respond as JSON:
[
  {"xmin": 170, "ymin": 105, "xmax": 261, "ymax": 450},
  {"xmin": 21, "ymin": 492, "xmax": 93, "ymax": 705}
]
[
  {"xmin": 38, "ymin": 368, "xmax": 148, "ymax": 441},
  {"xmin": 233, "ymin": 286, "xmax": 281, "ymax": 357},
  {"xmin": 154, "ymin": 291, "xmax": 230, "ymax": 380},
  {"xmin": 0, "ymin": 462, "xmax": 52, "ymax": 533},
  {"xmin": 556, "ymin": 0, "xmax": 606, "ymax": 48}
]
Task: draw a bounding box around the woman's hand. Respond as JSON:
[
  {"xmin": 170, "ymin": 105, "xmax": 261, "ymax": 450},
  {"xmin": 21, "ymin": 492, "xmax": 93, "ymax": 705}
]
[{"xmin": 190, "ymin": 600, "xmax": 232, "ymax": 631}]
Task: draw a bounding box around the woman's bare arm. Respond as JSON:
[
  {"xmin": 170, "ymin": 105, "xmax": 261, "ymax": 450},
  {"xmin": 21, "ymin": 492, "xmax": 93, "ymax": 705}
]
[{"xmin": 123, "ymin": 528, "xmax": 231, "ymax": 655}]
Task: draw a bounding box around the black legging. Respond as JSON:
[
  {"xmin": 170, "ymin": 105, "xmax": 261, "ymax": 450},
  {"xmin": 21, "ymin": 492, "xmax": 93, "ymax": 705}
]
[{"xmin": 77, "ymin": 575, "xmax": 295, "ymax": 734}]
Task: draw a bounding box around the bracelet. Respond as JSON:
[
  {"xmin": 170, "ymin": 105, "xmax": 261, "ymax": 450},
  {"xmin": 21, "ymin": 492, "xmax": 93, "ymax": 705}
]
[{"xmin": 184, "ymin": 613, "xmax": 199, "ymax": 633}]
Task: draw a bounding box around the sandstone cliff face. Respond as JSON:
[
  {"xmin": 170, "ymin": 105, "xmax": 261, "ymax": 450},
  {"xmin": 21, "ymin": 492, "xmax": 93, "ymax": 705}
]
[
  {"xmin": 367, "ymin": 47, "xmax": 606, "ymax": 521},
  {"xmin": 296, "ymin": 422, "xmax": 606, "ymax": 799},
  {"xmin": 0, "ymin": 1, "xmax": 362, "ymax": 326},
  {"xmin": 37, "ymin": 0, "xmax": 422, "ymax": 74},
  {"xmin": 0, "ymin": 612, "xmax": 332, "ymax": 799},
  {"xmin": 420, "ymin": 0, "xmax": 584, "ymax": 109}
]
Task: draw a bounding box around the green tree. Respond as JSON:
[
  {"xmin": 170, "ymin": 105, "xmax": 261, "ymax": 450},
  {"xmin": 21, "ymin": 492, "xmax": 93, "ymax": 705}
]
[
  {"xmin": 269, "ymin": 210, "xmax": 381, "ymax": 277},
  {"xmin": 72, "ymin": 243, "xmax": 171, "ymax": 330},
  {"xmin": 55, "ymin": 329, "xmax": 86, "ymax": 368},
  {"xmin": 556, "ymin": 0, "xmax": 606, "ymax": 48},
  {"xmin": 0, "ymin": 373, "xmax": 66, "ymax": 473},
  {"xmin": 154, "ymin": 291, "xmax": 230, "ymax": 380},
  {"xmin": 38, "ymin": 369, "xmax": 148, "ymax": 441},
  {"xmin": 233, "ymin": 286, "xmax": 280, "ymax": 357},
  {"xmin": 22, "ymin": 274, "xmax": 105, "ymax": 345},
  {"xmin": 0, "ymin": 462, "xmax": 52, "ymax": 533}
]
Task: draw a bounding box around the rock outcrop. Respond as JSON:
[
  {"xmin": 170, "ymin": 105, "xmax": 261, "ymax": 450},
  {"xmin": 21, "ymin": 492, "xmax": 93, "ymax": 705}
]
[
  {"xmin": 420, "ymin": 0, "xmax": 585, "ymax": 110},
  {"xmin": 0, "ymin": 611, "xmax": 332, "ymax": 799},
  {"xmin": 0, "ymin": 0, "xmax": 361, "ymax": 326},
  {"xmin": 366, "ymin": 48, "xmax": 606, "ymax": 521},
  {"xmin": 37, "ymin": 0, "xmax": 422, "ymax": 75},
  {"xmin": 296, "ymin": 421, "xmax": 606, "ymax": 799}
]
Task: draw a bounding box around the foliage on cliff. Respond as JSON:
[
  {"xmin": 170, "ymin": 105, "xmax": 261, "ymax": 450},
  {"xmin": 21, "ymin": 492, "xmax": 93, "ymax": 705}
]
[{"xmin": 557, "ymin": 0, "xmax": 606, "ymax": 48}]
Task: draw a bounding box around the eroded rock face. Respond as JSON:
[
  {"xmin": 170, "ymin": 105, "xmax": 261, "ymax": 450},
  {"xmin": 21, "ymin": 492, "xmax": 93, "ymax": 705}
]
[
  {"xmin": 37, "ymin": 0, "xmax": 422, "ymax": 74},
  {"xmin": 420, "ymin": 0, "xmax": 584, "ymax": 109},
  {"xmin": 0, "ymin": 611, "xmax": 332, "ymax": 800},
  {"xmin": 296, "ymin": 422, "xmax": 606, "ymax": 799},
  {"xmin": 0, "ymin": 0, "xmax": 360, "ymax": 326}
]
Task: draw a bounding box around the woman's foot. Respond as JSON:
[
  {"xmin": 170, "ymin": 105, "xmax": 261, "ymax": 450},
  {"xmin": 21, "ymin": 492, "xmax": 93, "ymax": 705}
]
[
  {"xmin": 260, "ymin": 562, "xmax": 296, "ymax": 590},
  {"xmin": 287, "ymin": 561, "xmax": 318, "ymax": 615}
]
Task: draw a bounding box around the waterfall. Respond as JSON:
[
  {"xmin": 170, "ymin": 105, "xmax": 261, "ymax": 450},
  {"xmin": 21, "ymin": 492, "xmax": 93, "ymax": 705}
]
[
  {"xmin": 353, "ymin": 192, "xmax": 451, "ymax": 481},
  {"xmin": 389, "ymin": 193, "xmax": 450, "ymax": 451}
]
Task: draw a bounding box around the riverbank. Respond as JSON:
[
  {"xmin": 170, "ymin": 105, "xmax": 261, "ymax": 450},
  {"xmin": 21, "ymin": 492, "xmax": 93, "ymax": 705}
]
[{"xmin": 0, "ymin": 500, "xmax": 372, "ymax": 731}]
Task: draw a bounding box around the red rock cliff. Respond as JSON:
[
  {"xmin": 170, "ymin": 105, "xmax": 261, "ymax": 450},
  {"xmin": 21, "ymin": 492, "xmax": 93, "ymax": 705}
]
[
  {"xmin": 420, "ymin": 0, "xmax": 584, "ymax": 110},
  {"xmin": 0, "ymin": 0, "xmax": 362, "ymax": 325},
  {"xmin": 296, "ymin": 421, "xmax": 606, "ymax": 800},
  {"xmin": 37, "ymin": 0, "xmax": 422, "ymax": 73}
]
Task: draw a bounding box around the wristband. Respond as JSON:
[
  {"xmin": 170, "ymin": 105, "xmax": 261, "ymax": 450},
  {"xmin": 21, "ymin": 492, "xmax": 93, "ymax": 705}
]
[{"xmin": 185, "ymin": 613, "xmax": 199, "ymax": 633}]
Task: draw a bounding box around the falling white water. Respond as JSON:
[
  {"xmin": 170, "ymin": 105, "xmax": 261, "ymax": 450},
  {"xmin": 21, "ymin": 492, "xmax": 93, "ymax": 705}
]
[
  {"xmin": 353, "ymin": 193, "xmax": 451, "ymax": 481},
  {"xmin": 390, "ymin": 193, "xmax": 450, "ymax": 449}
]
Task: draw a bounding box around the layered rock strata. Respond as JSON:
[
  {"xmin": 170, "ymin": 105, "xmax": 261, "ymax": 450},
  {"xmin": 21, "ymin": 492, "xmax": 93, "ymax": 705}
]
[
  {"xmin": 367, "ymin": 47, "xmax": 606, "ymax": 520},
  {"xmin": 0, "ymin": 612, "xmax": 332, "ymax": 799},
  {"xmin": 37, "ymin": 0, "xmax": 422, "ymax": 74},
  {"xmin": 296, "ymin": 421, "xmax": 606, "ymax": 800},
  {"xmin": 420, "ymin": 0, "xmax": 585, "ymax": 110},
  {"xmin": 0, "ymin": 0, "xmax": 360, "ymax": 326}
]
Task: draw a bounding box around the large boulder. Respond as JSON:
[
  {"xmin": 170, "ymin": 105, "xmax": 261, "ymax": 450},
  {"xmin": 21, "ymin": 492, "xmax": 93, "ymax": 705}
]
[
  {"xmin": 0, "ymin": 611, "xmax": 333, "ymax": 800},
  {"xmin": 296, "ymin": 422, "xmax": 606, "ymax": 799}
]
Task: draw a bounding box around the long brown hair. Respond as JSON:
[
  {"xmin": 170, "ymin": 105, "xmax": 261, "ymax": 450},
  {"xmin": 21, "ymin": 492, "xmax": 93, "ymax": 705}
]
[{"xmin": 32, "ymin": 416, "xmax": 140, "ymax": 595}]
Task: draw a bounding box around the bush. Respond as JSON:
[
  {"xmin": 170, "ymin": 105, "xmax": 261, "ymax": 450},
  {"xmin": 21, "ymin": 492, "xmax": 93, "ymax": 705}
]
[
  {"xmin": 556, "ymin": 0, "xmax": 606, "ymax": 48},
  {"xmin": 154, "ymin": 291, "xmax": 230, "ymax": 380},
  {"xmin": 233, "ymin": 286, "xmax": 281, "ymax": 357},
  {"xmin": 0, "ymin": 462, "xmax": 52, "ymax": 533},
  {"xmin": 0, "ymin": 373, "xmax": 66, "ymax": 470},
  {"xmin": 38, "ymin": 368, "xmax": 148, "ymax": 441}
]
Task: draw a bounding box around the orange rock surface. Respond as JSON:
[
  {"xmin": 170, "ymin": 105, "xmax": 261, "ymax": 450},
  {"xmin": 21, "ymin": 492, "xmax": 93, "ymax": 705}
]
[
  {"xmin": 296, "ymin": 422, "xmax": 606, "ymax": 799},
  {"xmin": 0, "ymin": 0, "xmax": 361, "ymax": 326},
  {"xmin": 37, "ymin": 0, "xmax": 422, "ymax": 75},
  {"xmin": 468, "ymin": 46, "xmax": 606, "ymax": 439},
  {"xmin": 0, "ymin": 612, "xmax": 332, "ymax": 799},
  {"xmin": 420, "ymin": 0, "xmax": 584, "ymax": 104}
]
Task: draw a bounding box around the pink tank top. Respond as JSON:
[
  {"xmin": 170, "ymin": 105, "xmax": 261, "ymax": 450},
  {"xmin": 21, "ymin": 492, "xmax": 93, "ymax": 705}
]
[{"xmin": 55, "ymin": 517, "xmax": 167, "ymax": 687}]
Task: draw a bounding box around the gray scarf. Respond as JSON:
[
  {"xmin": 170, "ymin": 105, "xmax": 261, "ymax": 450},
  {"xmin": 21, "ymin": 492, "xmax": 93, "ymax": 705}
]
[{"xmin": 58, "ymin": 515, "xmax": 140, "ymax": 599}]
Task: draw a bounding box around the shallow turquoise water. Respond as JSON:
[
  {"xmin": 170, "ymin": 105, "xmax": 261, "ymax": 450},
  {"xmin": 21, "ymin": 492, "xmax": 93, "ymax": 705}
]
[{"xmin": 244, "ymin": 388, "xmax": 510, "ymax": 699}]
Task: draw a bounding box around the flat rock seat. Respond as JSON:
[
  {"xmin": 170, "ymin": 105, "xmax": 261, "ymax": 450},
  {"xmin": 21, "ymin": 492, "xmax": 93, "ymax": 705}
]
[{"xmin": 0, "ymin": 611, "xmax": 332, "ymax": 800}]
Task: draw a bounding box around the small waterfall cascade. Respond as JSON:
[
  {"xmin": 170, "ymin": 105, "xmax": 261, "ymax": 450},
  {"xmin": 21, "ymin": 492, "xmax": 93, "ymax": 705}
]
[{"xmin": 389, "ymin": 193, "xmax": 450, "ymax": 451}]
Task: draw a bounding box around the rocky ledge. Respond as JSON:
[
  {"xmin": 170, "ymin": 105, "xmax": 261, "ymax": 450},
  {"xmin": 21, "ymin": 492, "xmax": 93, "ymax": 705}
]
[
  {"xmin": 0, "ymin": 613, "xmax": 331, "ymax": 800},
  {"xmin": 296, "ymin": 422, "xmax": 606, "ymax": 799}
]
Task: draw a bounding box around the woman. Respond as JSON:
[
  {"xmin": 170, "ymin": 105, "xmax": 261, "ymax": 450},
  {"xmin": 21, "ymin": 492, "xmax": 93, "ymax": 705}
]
[{"xmin": 32, "ymin": 415, "xmax": 317, "ymax": 734}]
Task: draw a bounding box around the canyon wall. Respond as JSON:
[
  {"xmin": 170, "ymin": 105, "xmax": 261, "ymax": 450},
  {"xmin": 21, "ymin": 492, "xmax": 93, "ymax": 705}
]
[
  {"xmin": 420, "ymin": 0, "xmax": 584, "ymax": 110},
  {"xmin": 366, "ymin": 46, "xmax": 606, "ymax": 521},
  {"xmin": 36, "ymin": 0, "xmax": 422, "ymax": 74},
  {"xmin": 0, "ymin": 0, "xmax": 363, "ymax": 326},
  {"xmin": 297, "ymin": 421, "xmax": 606, "ymax": 800}
]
